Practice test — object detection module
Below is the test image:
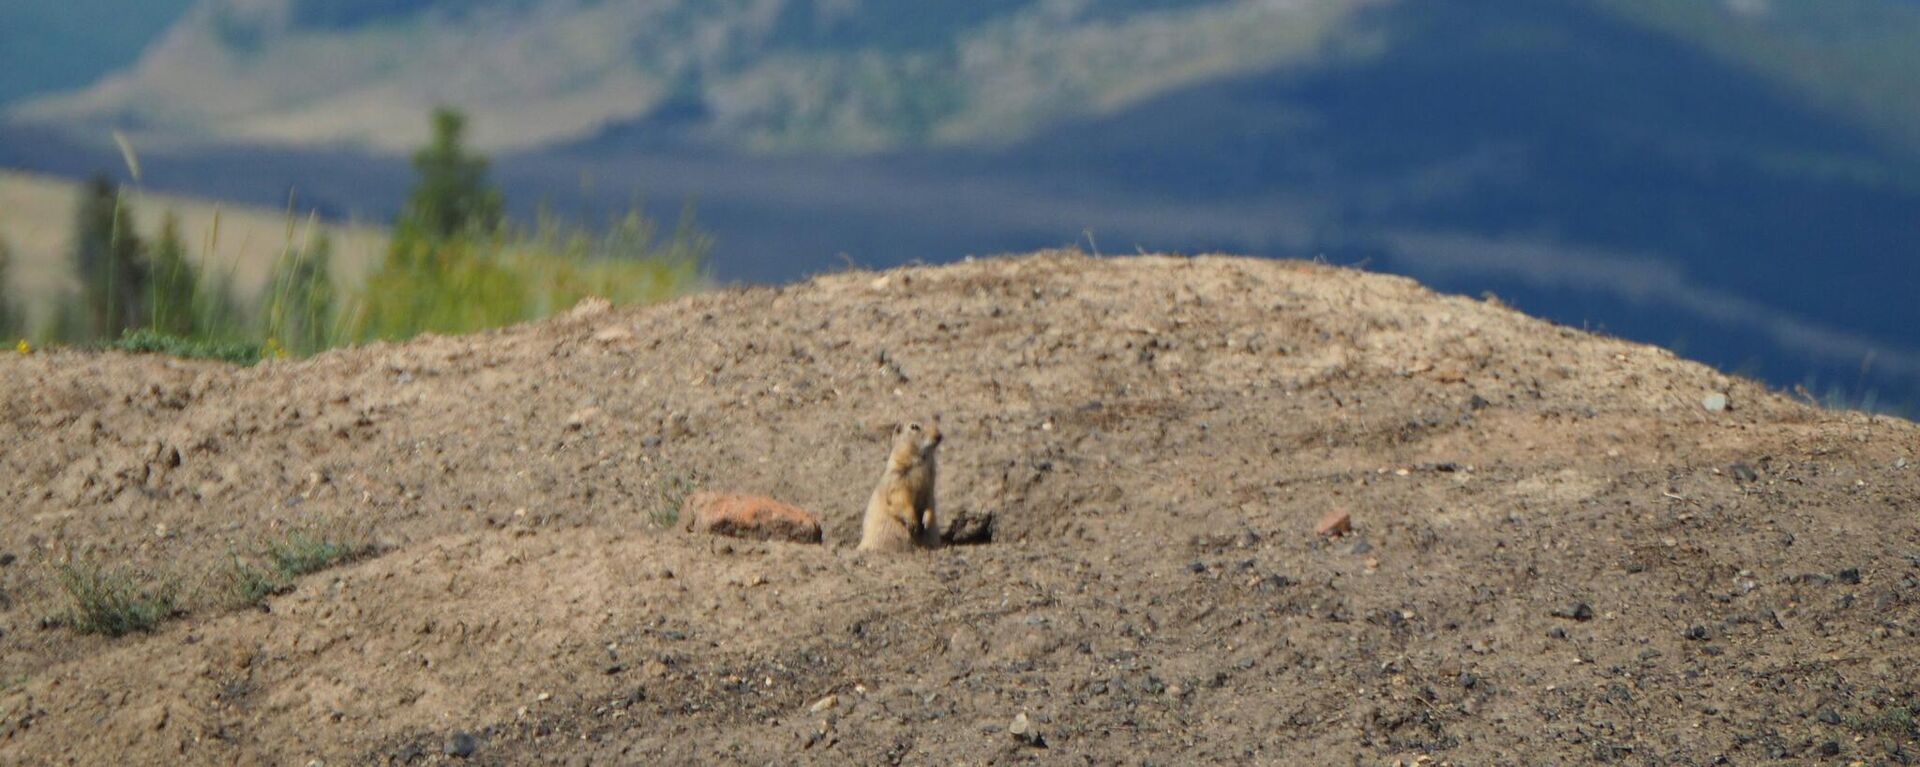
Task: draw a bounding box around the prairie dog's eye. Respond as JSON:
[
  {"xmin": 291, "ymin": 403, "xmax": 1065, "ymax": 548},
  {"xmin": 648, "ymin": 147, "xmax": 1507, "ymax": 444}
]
[{"xmin": 907, "ymin": 423, "xmax": 922, "ymax": 432}]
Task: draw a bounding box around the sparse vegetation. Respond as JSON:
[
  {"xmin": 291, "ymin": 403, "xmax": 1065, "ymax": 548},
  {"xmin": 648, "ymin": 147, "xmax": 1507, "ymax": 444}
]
[
  {"xmin": 651, "ymin": 472, "xmax": 698, "ymax": 528},
  {"xmin": 71, "ymin": 175, "xmax": 149, "ymax": 341},
  {"xmin": 110, "ymin": 328, "xmax": 269, "ymax": 364},
  {"xmin": 0, "ymin": 237, "xmax": 21, "ymax": 341},
  {"xmin": 222, "ymin": 529, "xmax": 374, "ymax": 607},
  {"xmin": 23, "ymin": 108, "xmax": 706, "ymax": 360},
  {"xmin": 56, "ymin": 559, "xmax": 179, "ymax": 637}
]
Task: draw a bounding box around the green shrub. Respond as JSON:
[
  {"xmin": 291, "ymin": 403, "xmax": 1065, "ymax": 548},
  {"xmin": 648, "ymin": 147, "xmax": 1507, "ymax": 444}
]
[
  {"xmin": 110, "ymin": 328, "xmax": 266, "ymax": 364},
  {"xmin": 223, "ymin": 530, "xmax": 372, "ymax": 607},
  {"xmin": 56, "ymin": 560, "xmax": 179, "ymax": 637},
  {"xmin": 651, "ymin": 471, "xmax": 698, "ymax": 528}
]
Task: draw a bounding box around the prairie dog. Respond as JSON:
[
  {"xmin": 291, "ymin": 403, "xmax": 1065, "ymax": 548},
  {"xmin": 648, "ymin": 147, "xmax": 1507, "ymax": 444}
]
[{"xmin": 858, "ymin": 417, "xmax": 942, "ymax": 552}]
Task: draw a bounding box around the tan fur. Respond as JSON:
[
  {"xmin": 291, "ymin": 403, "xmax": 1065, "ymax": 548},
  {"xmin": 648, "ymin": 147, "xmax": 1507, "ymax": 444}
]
[{"xmin": 857, "ymin": 417, "xmax": 942, "ymax": 552}]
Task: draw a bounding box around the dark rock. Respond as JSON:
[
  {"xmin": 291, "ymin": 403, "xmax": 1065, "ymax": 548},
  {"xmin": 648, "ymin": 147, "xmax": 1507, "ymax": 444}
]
[
  {"xmin": 1187, "ymin": 561, "xmax": 1208, "ymax": 574},
  {"xmin": 0, "ymin": 552, "xmax": 14, "ymax": 567},
  {"xmin": 640, "ymin": 435, "xmax": 663, "ymax": 449},
  {"xmin": 1837, "ymin": 568, "xmax": 1862, "ymax": 585},
  {"xmin": 1466, "ymin": 394, "xmax": 1491, "ymax": 410},
  {"xmin": 1685, "ymin": 625, "xmax": 1711, "ymax": 641},
  {"xmin": 443, "ymin": 731, "xmax": 477, "ymax": 758},
  {"xmin": 1817, "ymin": 741, "xmax": 1841, "ymax": 757},
  {"xmin": 1552, "ymin": 602, "xmax": 1596, "ymax": 622},
  {"xmin": 1349, "ymin": 540, "xmax": 1374, "ymax": 555},
  {"xmin": 1458, "ymin": 672, "xmax": 1479, "ymax": 689},
  {"xmin": 1728, "ymin": 462, "xmax": 1759, "ymax": 483},
  {"xmin": 942, "ymin": 508, "xmax": 994, "ymax": 545},
  {"xmin": 1008, "ymin": 712, "xmax": 1045, "ymax": 748},
  {"xmin": 1548, "ymin": 627, "xmax": 1568, "ymax": 639},
  {"xmin": 1816, "ymin": 709, "xmax": 1841, "ymax": 724}
]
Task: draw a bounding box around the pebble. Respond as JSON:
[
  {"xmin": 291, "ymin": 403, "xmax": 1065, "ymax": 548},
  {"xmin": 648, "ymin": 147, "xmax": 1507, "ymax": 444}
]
[
  {"xmin": 1551, "ymin": 602, "xmax": 1595, "ymax": 622},
  {"xmin": 444, "ymin": 731, "xmax": 477, "ymax": 758},
  {"xmin": 1315, "ymin": 510, "xmax": 1352, "ymax": 538},
  {"xmin": 1702, "ymin": 393, "xmax": 1730, "ymax": 413},
  {"xmin": 1728, "ymin": 462, "xmax": 1758, "ymax": 483},
  {"xmin": 1684, "ymin": 625, "xmax": 1711, "ymax": 641},
  {"xmin": 809, "ymin": 694, "xmax": 838, "ymax": 713},
  {"xmin": 1009, "ymin": 712, "xmax": 1045, "ymax": 747},
  {"xmin": 0, "ymin": 552, "xmax": 13, "ymax": 567}
]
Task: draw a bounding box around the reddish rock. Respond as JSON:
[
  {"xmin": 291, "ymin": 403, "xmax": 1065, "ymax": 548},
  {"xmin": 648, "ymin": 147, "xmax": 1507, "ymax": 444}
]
[
  {"xmin": 1315, "ymin": 510, "xmax": 1352, "ymax": 538},
  {"xmin": 681, "ymin": 492, "xmax": 823, "ymax": 544}
]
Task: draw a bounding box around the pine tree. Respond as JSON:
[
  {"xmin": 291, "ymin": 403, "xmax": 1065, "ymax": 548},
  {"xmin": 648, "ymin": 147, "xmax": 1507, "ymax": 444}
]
[
  {"xmin": 0, "ymin": 238, "xmax": 22, "ymax": 341},
  {"xmin": 399, "ymin": 107, "xmax": 503, "ymax": 243},
  {"xmin": 267, "ymin": 231, "xmax": 337, "ymax": 354},
  {"xmin": 147, "ymin": 212, "xmax": 202, "ymax": 337},
  {"xmin": 72, "ymin": 175, "xmax": 150, "ymax": 340}
]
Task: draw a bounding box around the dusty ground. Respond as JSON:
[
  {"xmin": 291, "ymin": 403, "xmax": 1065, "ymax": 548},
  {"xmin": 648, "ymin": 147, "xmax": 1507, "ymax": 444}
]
[{"xmin": 1, "ymin": 252, "xmax": 1916, "ymax": 766}]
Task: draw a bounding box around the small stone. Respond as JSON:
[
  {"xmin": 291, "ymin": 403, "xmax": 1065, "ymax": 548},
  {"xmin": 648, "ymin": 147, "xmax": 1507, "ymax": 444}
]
[
  {"xmin": 680, "ymin": 492, "xmax": 823, "ymax": 544},
  {"xmin": 1728, "ymin": 462, "xmax": 1758, "ymax": 483},
  {"xmin": 1315, "ymin": 510, "xmax": 1352, "ymax": 538},
  {"xmin": 566, "ymin": 407, "xmax": 601, "ymax": 430},
  {"xmin": 591, "ymin": 325, "xmax": 634, "ymax": 343},
  {"xmin": 1684, "ymin": 624, "xmax": 1711, "ymax": 641},
  {"xmin": 443, "ymin": 731, "xmax": 477, "ymax": 758},
  {"xmin": 809, "ymin": 694, "xmax": 838, "ymax": 713},
  {"xmin": 1817, "ymin": 741, "xmax": 1840, "ymax": 757},
  {"xmin": 1552, "ymin": 602, "xmax": 1595, "ymax": 622},
  {"xmin": 0, "ymin": 552, "xmax": 13, "ymax": 567},
  {"xmin": 1009, "ymin": 712, "xmax": 1045, "ymax": 747},
  {"xmin": 1349, "ymin": 540, "xmax": 1374, "ymax": 555},
  {"xmin": 1702, "ymin": 393, "xmax": 1730, "ymax": 413},
  {"xmin": 1816, "ymin": 709, "xmax": 1841, "ymax": 724},
  {"xmin": 1837, "ymin": 568, "xmax": 1862, "ymax": 585}
]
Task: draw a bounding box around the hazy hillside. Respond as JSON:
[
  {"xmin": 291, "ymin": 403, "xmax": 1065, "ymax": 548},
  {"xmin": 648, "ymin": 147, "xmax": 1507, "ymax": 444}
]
[
  {"xmin": 3, "ymin": 0, "xmax": 1392, "ymax": 152},
  {"xmin": 16, "ymin": 0, "xmax": 1920, "ymax": 160},
  {"xmin": 0, "ymin": 0, "xmax": 193, "ymax": 106}
]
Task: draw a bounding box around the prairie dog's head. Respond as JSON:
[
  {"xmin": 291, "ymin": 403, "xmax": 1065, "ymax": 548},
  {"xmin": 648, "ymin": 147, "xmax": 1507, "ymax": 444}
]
[{"xmin": 889, "ymin": 416, "xmax": 943, "ymax": 465}]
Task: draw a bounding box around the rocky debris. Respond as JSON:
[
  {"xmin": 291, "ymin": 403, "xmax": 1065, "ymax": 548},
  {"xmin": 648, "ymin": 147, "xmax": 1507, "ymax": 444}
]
[
  {"xmin": 1550, "ymin": 602, "xmax": 1595, "ymax": 622},
  {"xmin": 942, "ymin": 508, "xmax": 994, "ymax": 545},
  {"xmin": 1315, "ymin": 510, "xmax": 1352, "ymax": 538},
  {"xmin": 1684, "ymin": 624, "xmax": 1711, "ymax": 641},
  {"xmin": 808, "ymin": 694, "xmax": 838, "ymax": 713},
  {"xmin": 0, "ymin": 552, "xmax": 13, "ymax": 567},
  {"xmin": 591, "ymin": 324, "xmax": 634, "ymax": 344},
  {"xmin": 443, "ymin": 730, "xmax": 477, "ymax": 758},
  {"xmin": 1009, "ymin": 712, "xmax": 1045, "ymax": 747},
  {"xmin": 680, "ymin": 492, "xmax": 823, "ymax": 544},
  {"xmin": 1702, "ymin": 393, "xmax": 1730, "ymax": 413},
  {"xmin": 1728, "ymin": 462, "xmax": 1759, "ymax": 483},
  {"xmin": 565, "ymin": 407, "xmax": 602, "ymax": 431}
]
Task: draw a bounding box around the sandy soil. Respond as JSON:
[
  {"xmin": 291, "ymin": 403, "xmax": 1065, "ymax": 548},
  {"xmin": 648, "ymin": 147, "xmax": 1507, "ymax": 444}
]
[{"xmin": 1, "ymin": 252, "xmax": 1916, "ymax": 765}]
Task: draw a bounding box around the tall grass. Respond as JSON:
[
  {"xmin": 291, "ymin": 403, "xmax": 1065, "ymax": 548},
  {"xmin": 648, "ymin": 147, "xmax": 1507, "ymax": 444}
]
[
  {"xmin": 42, "ymin": 202, "xmax": 708, "ymax": 362},
  {"xmin": 348, "ymin": 208, "xmax": 708, "ymax": 342}
]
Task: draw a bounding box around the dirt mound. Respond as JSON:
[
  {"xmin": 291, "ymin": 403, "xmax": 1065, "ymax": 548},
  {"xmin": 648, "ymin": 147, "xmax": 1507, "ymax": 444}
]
[{"xmin": 2, "ymin": 252, "xmax": 1916, "ymax": 765}]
